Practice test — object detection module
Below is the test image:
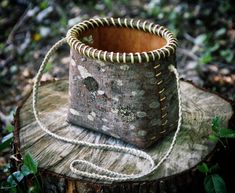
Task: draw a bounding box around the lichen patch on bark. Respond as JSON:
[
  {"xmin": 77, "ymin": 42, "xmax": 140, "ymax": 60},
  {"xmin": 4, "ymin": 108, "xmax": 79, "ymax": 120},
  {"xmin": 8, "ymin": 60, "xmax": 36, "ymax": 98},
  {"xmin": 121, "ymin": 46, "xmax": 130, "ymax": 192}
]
[
  {"xmin": 149, "ymin": 101, "xmax": 159, "ymax": 109},
  {"xmin": 82, "ymin": 77, "xmax": 99, "ymax": 92},
  {"xmin": 77, "ymin": 65, "xmax": 92, "ymax": 79},
  {"xmin": 69, "ymin": 108, "xmax": 80, "ymax": 116},
  {"xmin": 118, "ymin": 105, "xmax": 136, "ymax": 122},
  {"xmin": 120, "ymin": 64, "xmax": 130, "ymax": 71},
  {"xmin": 137, "ymin": 111, "xmax": 147, "ymax": 118}
]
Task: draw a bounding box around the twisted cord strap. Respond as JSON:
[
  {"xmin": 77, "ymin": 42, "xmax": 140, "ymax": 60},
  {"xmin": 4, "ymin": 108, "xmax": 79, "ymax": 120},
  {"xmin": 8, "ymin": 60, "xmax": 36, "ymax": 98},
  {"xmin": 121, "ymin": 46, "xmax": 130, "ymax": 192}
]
[{"xmin": 32, "ymin": 37, "xmax": 182, "ymax": 182}]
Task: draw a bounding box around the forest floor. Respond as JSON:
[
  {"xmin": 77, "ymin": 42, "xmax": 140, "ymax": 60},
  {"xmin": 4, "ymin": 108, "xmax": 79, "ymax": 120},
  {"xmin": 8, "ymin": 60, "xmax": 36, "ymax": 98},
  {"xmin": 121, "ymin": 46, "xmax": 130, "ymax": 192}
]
[{"xmin": 0, "ymin": 0, "xmax": 235, "ymax": 192}]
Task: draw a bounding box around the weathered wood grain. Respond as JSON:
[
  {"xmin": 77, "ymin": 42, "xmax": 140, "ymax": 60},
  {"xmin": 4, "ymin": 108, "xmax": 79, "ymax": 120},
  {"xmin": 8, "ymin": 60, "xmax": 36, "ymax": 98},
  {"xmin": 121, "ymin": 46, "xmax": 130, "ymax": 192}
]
[{"xmin": 14, "ymin": 80, "xmax": 234, "ymax": 193}]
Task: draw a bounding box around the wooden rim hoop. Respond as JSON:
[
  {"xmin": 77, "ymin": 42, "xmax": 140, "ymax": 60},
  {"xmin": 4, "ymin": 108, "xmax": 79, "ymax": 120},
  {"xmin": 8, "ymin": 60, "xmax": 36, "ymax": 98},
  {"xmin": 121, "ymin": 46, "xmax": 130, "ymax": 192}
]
[{"xmin": 66, "ymin": 17, "xmax": 178, "ymax": 63}]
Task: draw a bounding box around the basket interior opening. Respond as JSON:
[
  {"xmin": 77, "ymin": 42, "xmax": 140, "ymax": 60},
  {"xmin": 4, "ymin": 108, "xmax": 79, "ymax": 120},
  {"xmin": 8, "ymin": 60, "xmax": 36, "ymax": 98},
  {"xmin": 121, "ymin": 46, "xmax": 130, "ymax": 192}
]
[{"xmin": 79, "ymin": 26, "xmax": 167, "ymax": 53}]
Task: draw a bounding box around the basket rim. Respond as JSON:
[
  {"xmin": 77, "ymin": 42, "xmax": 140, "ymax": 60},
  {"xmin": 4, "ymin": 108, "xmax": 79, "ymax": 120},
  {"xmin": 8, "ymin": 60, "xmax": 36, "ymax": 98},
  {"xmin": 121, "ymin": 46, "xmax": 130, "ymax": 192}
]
[{"xmin": 66, "ymin": 17, "xmax": 177, "ymax": 63}]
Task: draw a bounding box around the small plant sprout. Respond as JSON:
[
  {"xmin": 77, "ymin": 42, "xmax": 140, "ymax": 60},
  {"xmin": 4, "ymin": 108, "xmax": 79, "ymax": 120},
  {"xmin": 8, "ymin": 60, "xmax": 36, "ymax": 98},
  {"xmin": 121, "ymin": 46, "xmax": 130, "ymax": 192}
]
[
  {"xmin": 3, "ymin": 152, "xmax": 42, "ymax": 193},
  {"xmin": 198, "ymin": 163, "xmax": 226, "ymax": 193},
  {"xmin": 209, "ymin": 117, "xmax": 235, "ymax": 147}
]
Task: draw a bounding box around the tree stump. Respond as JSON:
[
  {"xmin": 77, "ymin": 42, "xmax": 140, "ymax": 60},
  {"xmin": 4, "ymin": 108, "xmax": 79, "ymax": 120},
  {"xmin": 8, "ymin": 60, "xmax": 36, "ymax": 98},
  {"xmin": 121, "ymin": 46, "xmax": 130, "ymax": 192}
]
[{"xmin": 14, "ymin": 80, "xmax": 234, "ymax": 193}]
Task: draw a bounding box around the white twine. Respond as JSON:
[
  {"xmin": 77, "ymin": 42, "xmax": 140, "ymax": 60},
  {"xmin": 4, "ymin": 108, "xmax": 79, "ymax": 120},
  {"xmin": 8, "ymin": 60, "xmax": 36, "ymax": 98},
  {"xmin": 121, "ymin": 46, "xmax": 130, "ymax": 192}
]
[{"xmin": 32, "ymin": 37, "xmax": 182, "ymax": 182}]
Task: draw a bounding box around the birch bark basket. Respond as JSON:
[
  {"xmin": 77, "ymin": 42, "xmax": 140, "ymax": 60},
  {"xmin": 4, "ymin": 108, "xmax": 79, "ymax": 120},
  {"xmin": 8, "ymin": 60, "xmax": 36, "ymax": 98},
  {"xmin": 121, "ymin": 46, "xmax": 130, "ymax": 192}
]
[
  {"xmin": 14, "ymin": 79, "xmax": 234, "ymax": 193},
  {"xmin": 66, "ymin": 18, "xmax": 179, "ymax": 148}
]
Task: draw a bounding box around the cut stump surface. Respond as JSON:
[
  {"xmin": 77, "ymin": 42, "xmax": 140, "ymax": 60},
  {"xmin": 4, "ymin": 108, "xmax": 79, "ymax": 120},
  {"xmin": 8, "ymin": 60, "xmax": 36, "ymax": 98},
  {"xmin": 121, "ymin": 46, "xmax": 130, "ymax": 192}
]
[{"xmin": 14, "ymin": 80, "xmax": 234, "ymax": 193}]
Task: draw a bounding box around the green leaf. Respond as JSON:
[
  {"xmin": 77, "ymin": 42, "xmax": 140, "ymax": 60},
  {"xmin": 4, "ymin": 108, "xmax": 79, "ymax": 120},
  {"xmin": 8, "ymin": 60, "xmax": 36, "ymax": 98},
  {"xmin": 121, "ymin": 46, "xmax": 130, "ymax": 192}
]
[
  {"xmin": 208, "ymin": 43, "xmax": 220, "ymax": 52},
  {"xmin": 199, "ymin": 52, "xmax": 213, "ymax": 65},
  {"xmin": 149, "ymin": 6, "xmax": 160, "ymax": 17},
  {"xmin": 0, "ymin": 132, "xmax": 13, "ymax": 151},
  {"xmin": 39, "ymin": 0, "xmax": 48, "ymax": 10},
  {"xmin": 212, "ymin": 117, "xmax": 221, "ymax": 132},
  {"xmin": 219, "ymin": 128, "xmax": 235, "ymax": 138},
  {"xmin": 104, "ymin": 0, "xmax": 112, "ymax": 10},
  {"xmin": 208, "ymin": 135, "xmax": 219, "ymax": 142},
  {"xmin": 211, "ymin": 117, "xmax": 235, "ymax": 139},
  {"xmin": 23, "ymin": 152, "xmax": 38, "ymax": 175},
  {"xmin": 21, "ymin": 165, "xmax": 32, "ymax": 176},
  {"xmin": 6, "ymin": 124, "xmax": 14, "ymax": 132},
  {"xmin": 7, "ymin": 171, "xmax": 24, "ymax": 187},
  {"xmin": 60, "ymin": 17, "xmax": 67, "ymax": 27},
  {"xmin": 198, "ymin": 163, "xmax": 209, "ymax": 174},
  {"xmin": 204, "ymin": 174, "xmax": 226, "ymax": 193},
  {"xmin": 0, "ymin": 43, "xmax": 4, "ymax": 49},
  {"xmin": 220, "ymin": 50, "xmax": 234, "ymax": 63}
]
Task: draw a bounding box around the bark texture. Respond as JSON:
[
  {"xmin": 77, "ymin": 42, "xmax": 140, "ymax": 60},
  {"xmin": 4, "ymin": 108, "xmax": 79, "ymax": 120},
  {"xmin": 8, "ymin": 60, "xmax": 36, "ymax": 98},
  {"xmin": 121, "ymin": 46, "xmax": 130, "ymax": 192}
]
[
  {"xmin": 68, "ymin": 49, "xmax": 178, "ymax": 148},
  {"xmin": 14, "ymin": 80, "xmax": 234, "ymax": 193}
]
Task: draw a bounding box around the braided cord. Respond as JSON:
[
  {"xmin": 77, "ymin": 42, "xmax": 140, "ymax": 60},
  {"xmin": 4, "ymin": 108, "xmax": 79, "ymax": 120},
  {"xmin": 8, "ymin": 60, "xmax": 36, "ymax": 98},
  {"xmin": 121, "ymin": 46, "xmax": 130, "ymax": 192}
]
[{"xmin": 32, "ymin": 37, "xmax": 182, "ymax": 182}]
